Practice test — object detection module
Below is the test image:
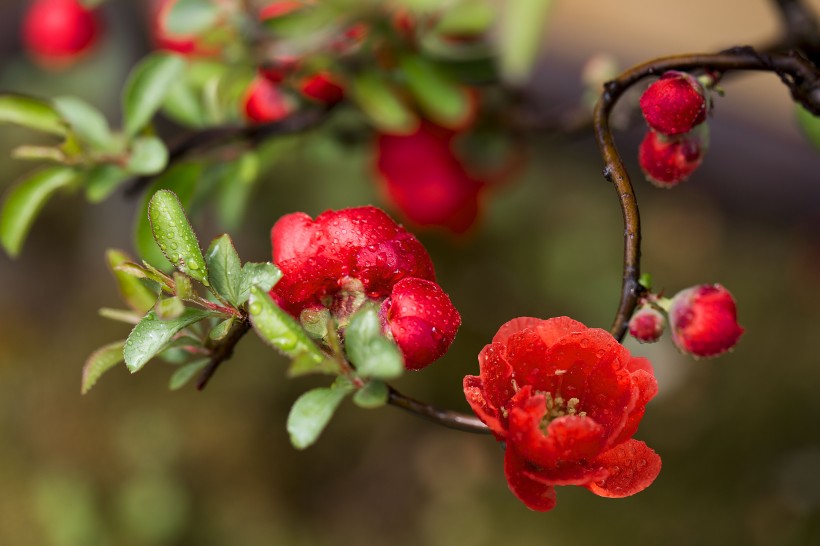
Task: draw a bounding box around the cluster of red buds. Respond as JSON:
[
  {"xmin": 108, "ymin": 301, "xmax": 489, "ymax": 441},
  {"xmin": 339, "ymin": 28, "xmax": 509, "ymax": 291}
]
[
  {"xmin": 628, "ymin": 284, "xmax": 744, "ymax": 358},
  {"xmin": 638, "ymin": 71, "xmax": 711, "ymax": 187}
]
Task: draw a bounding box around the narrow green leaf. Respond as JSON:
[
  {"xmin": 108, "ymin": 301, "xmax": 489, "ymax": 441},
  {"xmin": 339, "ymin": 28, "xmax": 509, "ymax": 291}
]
[
  {"xmin": 401, "ymin": 56, "xmax": 471, "ymax": 128},
  {"xmin": 53, "ymin": 96, "xmax": 115, "ymax": 152},
  {"xmin": 107, "ymin": 249, "xmax": 159, "ymax": 313},
  {"xmin": 247, "ymin": 286, "xmax": 324, "ymax": 362},
  {"xmin": 85, "ymin": 164, "xmax": 129, "ymax": 203},
  {"xmin": 155, "ymin": 296, "xmax": 185, "ymax": 320},
  {"xmin": 498, "ymin": 0, "xmax": 553, "ymax": 83},
  {"xmin": 350, "ymin": 72, "xmax": 417, "ymax": 134},
  {"xmin": 164, "ymin": 0, "xmax": 220, "ymax": 35},
  {"xmin": 148, "ymin": 189, "xmax": 209, "ymax": 285},
  {"xmin": 353, "ymin": 380, "xmax": 389, "ymax": 409},
  {"xmin": 206, "ymin": 234, "xmax": 242, "ymax": 306},
  {"xmin": 82, "ymin": 340, "xmax": 127, "ymax": 394},
  {"xmin": 168, "ymin": 358, "xmax": 210, "ymax": 390},
  {"xmin": 0, "ymin": 167, "xmax": 76, "ymax": 257},
  {"xmin": 123, "ymin": 53, "xmax": 187, "ymax": 136},
  {"xmin": 0, "ymin": 94, "xmax": 66, "ymax": 136},
  {"xmin": 124, "ymin": 308, "xmax": 211, "ymax": 373},
  {"xmin": 12, "ymin": 145, "xmax": 67, "ymax": 163},
  {"xmin": 345, "ymin": 304, "xmax": 404, "ymax": 380},
  {"xmin": 286, "ymin": 385, "xmax": 353, "ymax": 450},
  {"xmin": 126, "ymin": 136, "xmax": 169, "ymax": 176},
  {"xmin": 215, "ymin": 151, "xmax": 259, "ymax": 230},
  {"xmin": 287, "ymin": 354, "xmax": 340, "ymax": 378},
  {"xmin": 99, "ymin": 308, "xmax": 143, "ymax": 324},
  {"xmin": 796, "ymin": 105, "xmax": 820, "ymax": 150},
  {"xmin": 238, "ymin": 262, "xmax": 281, "ymax": 305},
  {"xmin": 209, "ymin": 317, "xmax": 234, "ymax": 341},
  {"xmin": 134, "ymin": 162, "xmax": 200, "ymax": 270},
  {"xmin": 163, "ymin": 79, "xmax": 207, "ymax": 128}
]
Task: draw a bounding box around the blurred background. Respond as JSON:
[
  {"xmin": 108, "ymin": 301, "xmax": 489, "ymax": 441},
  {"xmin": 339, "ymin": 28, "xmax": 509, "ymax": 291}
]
[{"xmin": 1, "ymin": 0, "xmax": 819, "ymax": 544}]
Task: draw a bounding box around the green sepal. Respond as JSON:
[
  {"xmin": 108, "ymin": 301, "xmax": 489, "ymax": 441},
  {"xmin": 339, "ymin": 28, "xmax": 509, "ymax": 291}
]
[
  {"xmin": 123, "ymin": 53, "xmax": 187, "ymax": 137},
  {"xmin": 345, "ymin": 304, "xmax": 404, "ymax": 380},
  {"xmin": 106, "ymin": 249, "xmax": 159, "ymax": 314},
  {"xmin": 147, "ymin": 189, "xmax": 209, "ymax": 285},
  {"xmin": 0, "ymin": 93, "xmax": 66, "ymax": 136},
  {"xmin": 205, "ymin": 234, "xmax": 242, "ymax": 306},
  {"xmin": 124, "ymin": 308, "xmax": 211, "ymax": 373},
  {"xmin": 81, "ymin": 340, "xmax": 126, "ymax": 394},
  {"xmin": 286, "ymin": 381, "xmax": 354, "ymax": 450},
  {"xmin": 247, "ymin": 286, "xmax": 324, "ymax": 363},
  {"xmin": 168, "ymin": 358, "xmax": 210, "ymax": 391},
  {"xmin": 0, "ymin": 166, "xmax": 77, "ymax": 257},
  {"xmin": 353, "ymin": 380, "xmax": 389, "ymax": 409}
]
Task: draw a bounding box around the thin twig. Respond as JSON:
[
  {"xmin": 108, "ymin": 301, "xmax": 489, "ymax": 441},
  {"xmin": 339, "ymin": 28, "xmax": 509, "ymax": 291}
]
[
  {"xmin": 196, "ymin": 317, "xmax": 252, "ymax": 390},
  {"xmin": 387, "ymin": 386, "xmax": 490, "ymax": 434}
]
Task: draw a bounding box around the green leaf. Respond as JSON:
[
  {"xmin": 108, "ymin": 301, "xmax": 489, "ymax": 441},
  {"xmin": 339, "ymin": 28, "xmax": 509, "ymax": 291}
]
[
  {"xmin": 286, "ymin": 385, "xmax": 353, "ymax": 450},
  {"xmin": 123, "ymin": 53, "xmax": 187, "ymax": 136},
  {"xmin": 11, "ymin": 145, "xmax": 67, "ymax": 163},
  {"xmin": 172, "ymin": 272, "xmax": 193, "ymax": 300},
  {"xmin": 287, "ymin": 354, "xmax": 340, "ymax": 378},
  {"xmin": 353, "ymin": 380, "xmax": 389, "ymax": 409},
  {"xmin": 163, "ymin": 79, "xmax": 207, "ymax": 128},
  {"xmin": 345, "ymin": 304, "xmax": 404, "ymax": 380},
  {"xmin": 0, "ymin": 167, "xmax": 76, "ymax": 257},
  {"xmin": 247, "ymin": 286, "xmax": 324, "ymax": 362},
  {"xmin": 107, "ymin": 249, "xmax": 159, "ymax": 313},
  {"xmin": 209, "ymin": 317, "xmax": 234, "ymax": 341},
  {"xmin": 164, "ymin": 0, "xmax": 220, "ymax": 35},
  {"xmin": 351, "ymin": 72, "xmax": 417, "ymax": 134},
  {"xmin": 124, "ymin": 308, "xmax": 211, "ymax": 373},
  {"xmin": 498, "ymin": 0, "xmax": 553, "ymax": 83},
  {"xmin": 148, "ymin": 189, "xmax": 209, "ymax": 285},
  {"xmin": 215, "ymin": 151, "xmax": 259, "ymax": 230},
  {"xmin": 238, "ymin": 262, "xmax": 282, "ymax": 305},
  {"xmin": 400, "ymin": 56, "xmax": 471, "ymax": 128},
  {"xmin": 53, "ymin": 96, "xmax": 116, "ymax": 152},
  {"xmin": 435, "ymin": 0, "xmax": 494, "ymax": 36},
  {"xmin": 0, "ymin": 94, "xmax": 66, "ymax": 136},
  {"xmin": 82, "ymin": 340, "xmax": 126, "ymax": 394},
  {"xmin": 796, "ymin": 105, "xmax": 820, "ymax": 150},
  {"xmin": 205, "ymin": 234, "xmax": 242, "ymax": 306},
  {"xmin": 155, "ymin": 296, "xmax": 185, "ymax": 320},
  {"xmin": 85, "ymin": 164, "xmax": 129, "ymax": 203},
  {"xmin": 126, "ymin": 136, "xmax": 169, "ymax": 176},
  {"xmin": 134, "ymin": 162, "xmax": 201, "ymax": 270},
  {"xmin": 168, "ymin": 358, "xmax": 210, "ymax": 390},
  {"xmin": 261, "ymin": 4, "xmax": 333, "ymax": 37},
  {"xmin": 99, "ymin": 308, "xmax": 143, "ymax": 324}
]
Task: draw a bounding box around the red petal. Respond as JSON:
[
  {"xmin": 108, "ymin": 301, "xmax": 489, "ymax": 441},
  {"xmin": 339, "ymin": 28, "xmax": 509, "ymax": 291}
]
[
  {"xmin": 504, "ymin": 448, "xmax": 558, "ymax": 512},
  {"xmin": 271, "ymin": 212, "xmax": 319, "ymax": 266},
  {"xmin": 505, "ymin": 328, "xmax": 560, "ymax": 393},
  {"xmin": 492, "ymin": 317, "xmax": 543, "ymax": 345},
  {"xmin": 613, "ymin": 357, "xmax": 659, "ymax": 445},
  {"xmin": 477, "ymin": 342, "xmax": 515, "ymax": 410},
  {"xmin": 584, "ymin": 439, "xmax": 662, "ymax": 498},
  {"xmin": 354, "ymin": 235, "xmax": 435, "ymax": 297},
  {"xmin": 533, "ymin": 316, "xmax": 588, "ymax": 347},
  {"xmin": 463, "ymin": 375, "xmax": 505, "ymax": 437}
]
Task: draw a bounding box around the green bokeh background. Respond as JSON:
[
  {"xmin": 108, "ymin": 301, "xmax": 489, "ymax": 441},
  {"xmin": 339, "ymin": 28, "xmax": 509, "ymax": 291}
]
[{"xmin": 1, "ymin": 1, "xmax": 820, "ymax": 545}]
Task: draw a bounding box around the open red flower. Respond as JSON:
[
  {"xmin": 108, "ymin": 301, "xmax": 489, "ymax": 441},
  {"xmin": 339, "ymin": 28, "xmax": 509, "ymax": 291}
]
[
  {"xmin": 375, "ymin": 121, "xmax": 484, "ymax": 233},
  {"xmin": 463, "ymin": 317, "xmax": 661, "ymax": 511}
]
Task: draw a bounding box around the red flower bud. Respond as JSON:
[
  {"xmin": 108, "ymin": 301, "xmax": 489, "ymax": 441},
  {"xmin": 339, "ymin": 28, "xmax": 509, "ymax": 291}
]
[
  {"xmin": 638, "ymin": 130, "xmax": 704, "ymax": 188},
  {"xmin": 243, "ymin": 76, "xmax": 292, "ymax": 124},
  {"xmin": 299, "ymin": 72, "xmax": 345, "ymax": 104},
  {"xmin": 639, "ymin": 71, "xmax": 707, "ymax": 136},
  {"xmin": 22, "ymin": 0, "xmax": 100, "ymax": 66},
  {"xmin": 375, "ymin": 121, "xmax": 484, "ymax": 233},
  {"xmin": 628, "ymin": 306, "xmax": 666, "ymax": 343},
  {"xmin": 668, "ymin": 284, "xmax": 744, "ymax": 358},
  {"xmin": 381, "ymin": 278, "xmax": 461, "ymax": 370},
  {"xmin": 259, "ymin": 0, "xmax": 303, "ymax": 21}
]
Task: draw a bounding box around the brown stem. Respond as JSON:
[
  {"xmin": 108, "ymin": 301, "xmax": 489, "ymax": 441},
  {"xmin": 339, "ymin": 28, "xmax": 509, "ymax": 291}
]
[
  {"xmin": 594, "ymin": 48, "xmax": 820, "ymax": 341},
  {"xmin": 196, "ymin": 317, "xmax": 252, "ymax": 390},
  {"xmin": 387, "ymin": 387, "xmax": 490, "ymax": 434}
]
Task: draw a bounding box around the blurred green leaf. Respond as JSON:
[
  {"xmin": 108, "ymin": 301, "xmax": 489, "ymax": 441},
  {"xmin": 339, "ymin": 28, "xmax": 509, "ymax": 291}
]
[
  {"xmin": 796, "ymin": 105, "xmax": 820, "ymax": 150},
  {"xmin": 248, "ymin": 286, "xmax": 324, "ymax": 362},
  {"xmin": 123, "ymin": 53, "xmax": 187, "ymax": 136},
  {"xmin": 401, "ymin": 55, "xmax": 471, "ymax": 128},
  {"xmin": 215, "ymin": 151, "xmax": 260, "ymax": 230},
  {"xmin": 0, "ymin": 167, "xmax": 76, "ymax": 257},
  {"xmin": 124, "ymin": 308, "xmax": 211, "ymax": 373},
  {"xmin": 238, "ymin": 262, "xmax": 282, "ymax": 305},
  {"xmin": 261, "ymin": 4, "xmax": 333, "ymax": 37},
  {"xmin": 148, "ymin": 189, "xmax": 209, "ymax": 284},
  {"xmin": 135, "ymin": 162, "xmax": 201, "ymax": 270},
  {"xmin": 173, "ymin": 271, "xmax": 193, "ymax": 300},
  {"xmin": 209, "ymin": 317, "xmax": 234, "ymax": 341},
  {"xmin": 85, "ymin": 164, "xmax": 129, "ymax": 203},
  {"xmin": 169, "ymin": 358, "xmax": 210, "ymax": 390},
  {"xmin": 498, "ymin": 0, "xmax": 553, "ymax": 83},
  {"xmin": 206, "ymin": 234, "xmax": 242, "ymax": 306},
  {"xmin": 155, "ymin": 296, "xmax": 185, "ymax": 320},
  {"xmin": 345, "ymin": 304, "xmax": 404, "ymax": 380},
  {"xmin": 163, "ymin": 79, "xmax": 207, "ymax": 128},
  {"xmin": 126, "ymin": 136, "xmax": 169, "ymax": 176},
  {"xmin": 353, "ymin": 380, "xmax": 389, "ymax": 409},
  {"xmin": 107, "ymin": 249, "xmax": 159, "ymax": 313},
  {"xmin": 435, "ymin": 0, "xmax": 493, "ymax": 36},
  {"xmin": 351, "ymin": 72, "xmax": 417, "ymax": 134},
  {"xmin": 165, "ymin": 0, "xmax": 220, "ymax": 35},
  {"xmin": 53, "ymin": 96, "xmax": 116, "ymax": 152},
  {"xmin": 286, "ymin": 383, "xmax": 353, "ymax": 450},
  {"xmin": 0, "ymin": 94, "xmax": 66, "ymax": 136},
  {"xmin": 287, "ymin": 353, "xmax": 340, "ymax": 377},
  {"xmin": 99, "ymin": 308, "xmax": 143, "ymax": 324},
  {"xmin": 82, "ymin": 340, "xmax": 126, "ymax": 394},
  {"xmin": 11, "ymin": 145, "xmax": 67, "ymax": 163}
]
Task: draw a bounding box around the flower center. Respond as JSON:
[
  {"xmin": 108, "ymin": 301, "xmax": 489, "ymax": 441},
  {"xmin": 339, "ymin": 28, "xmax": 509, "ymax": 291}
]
[{"xmin": 539, "ymin": 392, "xmax": 586, "ymax": 432}]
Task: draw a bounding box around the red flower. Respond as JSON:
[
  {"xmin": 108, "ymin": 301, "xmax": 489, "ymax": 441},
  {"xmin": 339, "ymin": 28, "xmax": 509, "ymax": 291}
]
[
  {"xmin": 300, "ymin": 72, "xmax": 345, "ymax": 104},
  {"xmin": 381, "ymin": 278, "xmax": 461, "ymax": 370},
  {"xmin": 638, "ymin": 130, "xmax": 704, "ymax": 188},
  {"xmin": 22, "ymin": 0, "xmax": 100, "ymax": 66},
  {"xmin": 463, "ymin": 317, "xmax": 661, "ymax": 511},
  {"xmin": 375, "ymin": 121, "xmax": 484, "ymax": 233},
  {"xmin": 668, "ymin": 284, "xmax": 744, "ymax": 357},
  {"xmin": 640, "ymin": 71, "xmax": 708, "ymax": 136},
  {"xmin": 271, "ymin": 206, "xmax": 435, "ymax": 315},
  {"xmin": 243, "ymin": 76, "xmax": 293, "ymax": 123}
]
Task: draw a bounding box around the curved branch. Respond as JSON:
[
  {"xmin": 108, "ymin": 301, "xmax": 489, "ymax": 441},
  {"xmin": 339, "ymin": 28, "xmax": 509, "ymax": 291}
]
[
  {"xmin": 196, "ymin": 317, "xmax": 252, "ymax": 390},
  {"xmin": 387, "ymin": 387, "xmax": 490, "ymax": 434},
  {"xmin": 595, "ymin": 48, "xmax": 820, "ymax": 341}
]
